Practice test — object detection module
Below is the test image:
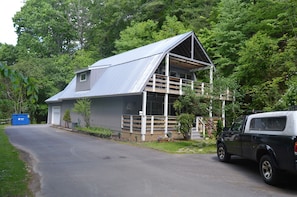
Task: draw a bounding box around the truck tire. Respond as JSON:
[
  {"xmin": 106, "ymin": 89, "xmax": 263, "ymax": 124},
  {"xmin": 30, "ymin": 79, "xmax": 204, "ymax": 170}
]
[
  {"xmin": 259, "ymin": 155, "xmax": 280, "ymax": 185},
  {"xmin": 217, "ymin": 143, "xmax": 231, "ymax": 162}
]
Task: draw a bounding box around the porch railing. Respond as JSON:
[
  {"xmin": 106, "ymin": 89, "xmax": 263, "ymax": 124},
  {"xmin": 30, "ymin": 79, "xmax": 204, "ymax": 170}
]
[
  {"xmin": 121, "ymin": 114, "xmax": 222, "ymax": 140},
  {"xmin": 121, "ymin": 115, "xmax": 177, "ymax": 134},
  {"xmin": 145, "ymin": 74, "xmax": 233, "ymax": 101}
]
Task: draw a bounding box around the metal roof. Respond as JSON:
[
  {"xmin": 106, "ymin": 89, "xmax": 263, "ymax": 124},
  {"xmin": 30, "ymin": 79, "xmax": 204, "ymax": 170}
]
[{"xmin": 46, "ymin": 31, "xmax": 213, "ymax": 102}]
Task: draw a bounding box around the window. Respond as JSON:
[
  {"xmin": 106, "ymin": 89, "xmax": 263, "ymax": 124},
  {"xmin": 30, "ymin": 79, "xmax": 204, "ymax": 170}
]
[
  {"xmin": 80, "ymin": 72, "xmax": 87, "ymax": 82},
  {"xmin": 230, "ymin": 117, "xmax": 244, "ymax": 132},
  {"xmin": 250, "ymin": 117, "xmax": 286, "ymax": 131}
]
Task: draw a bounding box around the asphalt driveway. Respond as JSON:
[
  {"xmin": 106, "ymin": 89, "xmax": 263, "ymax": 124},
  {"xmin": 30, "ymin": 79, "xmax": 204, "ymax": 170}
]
[{"xmin": 5, "ymin": 125, "xmax": 297, "ymax": 197}]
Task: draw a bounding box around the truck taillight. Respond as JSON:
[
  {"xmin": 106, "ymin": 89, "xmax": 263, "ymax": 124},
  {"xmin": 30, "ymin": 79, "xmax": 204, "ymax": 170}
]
[{"xmin": 295, "ymin": 142, "xmax": 297, "ymax": 155}]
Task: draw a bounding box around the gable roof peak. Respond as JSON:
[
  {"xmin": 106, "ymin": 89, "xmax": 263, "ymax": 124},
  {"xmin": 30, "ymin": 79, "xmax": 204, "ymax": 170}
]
[{"xmin": 90, "ymin": 31, "xmax": 194, "ymax": 69}]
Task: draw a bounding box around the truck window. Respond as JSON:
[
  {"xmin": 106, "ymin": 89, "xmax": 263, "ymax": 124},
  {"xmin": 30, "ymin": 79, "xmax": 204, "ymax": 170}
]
[
  {"xmin": 230, "ymin": 117, "xmax": 244, "ymax": 132},
  {"xmin": 250, "ymin": 116, "xmax": 286, "ymax": 131}
]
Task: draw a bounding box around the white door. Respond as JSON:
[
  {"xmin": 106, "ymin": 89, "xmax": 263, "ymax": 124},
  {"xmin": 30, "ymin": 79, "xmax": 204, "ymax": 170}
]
[{"xmin": 52, "ymin": 106, "xmax": 61, "ymax": 125}]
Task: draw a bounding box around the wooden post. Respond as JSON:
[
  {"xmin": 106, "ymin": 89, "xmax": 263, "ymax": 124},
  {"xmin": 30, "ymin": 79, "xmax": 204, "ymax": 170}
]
[
  {"xmin": 151, "ymin": 116, "xmax": 154, "ymax": 134},
  {"xmin": 153, "ymin": 74, "xmax": 156, "ymax": 92},
  {"xmin": 222, "ymin": 100, "xmax": 226, "ymax": 127},
  {"xmin": 179, "ymin": 78, "xmax": 183, "ymax": 95},
  {"xmin": 164, "ymin": 54, "xmax": 169, "ymax": 135},
  {"xmin": 209, "ymin": 65, "xmax": 214, "ymax": 119},
  {"xmin": 191, "ymin": 33, "xmax": 194, "ymax": 59},
  {"xmin": 201, "ymin": 82, "xmax": 204, "ymax": 95},
  {"xmin": 196, "ymin": 116, "xmax": 199, "ymax": 133},
  {"xmin": 130, "ymin": 115, "xmax": 133, "ymax": 133},
  {"xmin": 164, "ymin": 91, "xmax": 168, "ymax": 136},
  {"xmin": 141, "ymin": 91, "xmax": 147, "ymax": 141}
]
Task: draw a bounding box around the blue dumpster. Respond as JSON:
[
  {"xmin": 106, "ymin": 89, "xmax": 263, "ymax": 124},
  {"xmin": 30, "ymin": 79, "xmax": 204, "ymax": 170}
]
[{"xmin": 11, "ymin": 114, "xmax": 30, "ymax": 125}]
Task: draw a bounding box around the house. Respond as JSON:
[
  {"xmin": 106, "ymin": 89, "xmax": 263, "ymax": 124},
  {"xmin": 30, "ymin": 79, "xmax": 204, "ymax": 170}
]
[{"xmin": 46, "ymin": 31, "xmax": 233, "ymax": 141}]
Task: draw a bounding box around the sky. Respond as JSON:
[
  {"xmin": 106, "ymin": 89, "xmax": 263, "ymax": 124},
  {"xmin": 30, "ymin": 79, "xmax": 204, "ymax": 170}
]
[{"xmin": 0, "ymin": 0, "xmax": 24, "ymax": 45}]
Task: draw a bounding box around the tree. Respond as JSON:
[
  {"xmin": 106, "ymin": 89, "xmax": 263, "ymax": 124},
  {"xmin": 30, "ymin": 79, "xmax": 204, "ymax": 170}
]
[
  {"xmin": 114, "ymin": 15, "xmax": 190, "ymax": 53},
  {"xmin": 13, "ymin": 0, "xmax": 79, "ymax": 57},
  {"xmin": 73, "ymin": 98, "xmax": 91, "ymax": 128},
  {"xmin": 168, "ymin": 0, "xmax": 219, "ymax": 31},
  {"xmin": 135, "ymin": 0, "xmax": 218, "ymax": 32},
  {"xmin": 199, "ymin": 0, "xmax": 247, "ymax": 77},
  {"xmin": 0, "ymin": 63, "xmax": 38, "ymax": 116},
  {"xmin": 153, "ymin": 15, "xmax": 191, "ymax": 40},
  {"xmin": 114, "ymin": 20, "xmax": 159, "ymax": 53},
  {"xmin": 0, "ymin": 44, "xmax": 18, "ymax": 65},
  {"xmin": 12, "ymin": 55, "xmax": 76, "ymax": 122},
  {"xmin": 174, "ymin": 88, "xmax": 208, "ymax": 116},
  {"xmin": 67, "ymin": 0, "xmax": 93, "ymax": 49},
  {"xmin": 233, "ymin": 31, "xmax": 293, "ymax": 111},
  {"xmin": 212, "ymin": 74, "xmax": 242, "ymax": 123},
  {"xmin": 63, "ymin": 109, "xmax": 71, "ymax": 128},
  {"xmin": 68, "ymin": 50, "xmax": 97, "ymax": 71},
  {"xmin": 174, "ymin": 88, "xmax": 208, "ymax": 140},
  {"xmin": 87, "ymin": 0, "xmax": 142, "ymax": 57},
  {"xmin": 198, "ymin": 0, "xmax": 297, "ymax": 113},
  {"xmin": 176, "ymin": 113, "xmax": 195, "ymax": 140}
]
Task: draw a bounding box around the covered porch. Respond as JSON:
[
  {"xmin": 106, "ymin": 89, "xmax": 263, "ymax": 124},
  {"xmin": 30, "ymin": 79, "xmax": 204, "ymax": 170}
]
[{"xmin": 121, "ymin": 114, "xmax": 219, "ymax": 141}]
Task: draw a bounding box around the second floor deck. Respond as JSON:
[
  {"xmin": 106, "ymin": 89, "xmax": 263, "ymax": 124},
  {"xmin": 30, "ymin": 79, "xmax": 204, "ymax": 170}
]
[{"xmin": 145, "ymin": 74, "xmax": 233, "ymax": 101}]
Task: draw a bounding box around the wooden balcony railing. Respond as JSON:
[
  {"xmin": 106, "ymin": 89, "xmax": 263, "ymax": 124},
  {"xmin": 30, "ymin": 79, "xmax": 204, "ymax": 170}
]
[{"xmin": 145, "ymin": 74, "xmax": 233, "ymax": 101}]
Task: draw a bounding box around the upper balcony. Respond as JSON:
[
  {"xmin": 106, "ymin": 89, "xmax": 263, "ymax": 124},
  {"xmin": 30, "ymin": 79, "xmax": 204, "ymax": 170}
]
[{"xmin": 145, "ymin": 74, "xmax": 233, "ymax": 101}]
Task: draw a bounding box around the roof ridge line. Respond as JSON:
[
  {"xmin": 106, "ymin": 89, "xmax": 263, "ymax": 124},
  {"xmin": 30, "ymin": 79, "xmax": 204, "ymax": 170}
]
[{"xmin": 91, "ymin": 52, "xmax": 163, "ymax": 69}]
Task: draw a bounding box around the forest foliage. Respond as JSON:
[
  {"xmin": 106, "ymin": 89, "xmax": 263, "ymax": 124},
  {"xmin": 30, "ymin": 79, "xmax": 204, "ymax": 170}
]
[{"xmin": 0, "ymin": 0, "xmax": 296, "ymax": 123}]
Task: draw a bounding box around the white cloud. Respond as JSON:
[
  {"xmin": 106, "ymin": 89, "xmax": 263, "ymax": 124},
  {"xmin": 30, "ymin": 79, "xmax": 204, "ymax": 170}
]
[{"xmin": 0, "ymin": 0, "xmax": 24, "ymax": 45}]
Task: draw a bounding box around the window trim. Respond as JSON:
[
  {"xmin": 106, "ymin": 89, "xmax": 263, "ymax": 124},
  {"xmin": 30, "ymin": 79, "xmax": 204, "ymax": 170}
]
[
  {"xmin": 80, "ymin": 72, "xmax": 87, "ymax": 82},
  {"xmin": 249, "ymin": 116, "xmax": 287, "ymax": 132}
]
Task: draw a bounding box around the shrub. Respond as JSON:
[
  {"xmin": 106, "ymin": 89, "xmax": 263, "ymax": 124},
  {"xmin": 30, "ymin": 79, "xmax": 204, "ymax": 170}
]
[
  {"xmin": 63, "ymin": 109, "xmax": 71, "ymax": 128},
  {"xmin": 73, "ymin": 98, "xmax": 91, "ymax": 128},
  {"xmin": 177, "ymin": 113, "xmax": 195, "ymax": 140},
  {"xmin": 76, "ymin": 126, "xmax": 113, "ymax": 139}
]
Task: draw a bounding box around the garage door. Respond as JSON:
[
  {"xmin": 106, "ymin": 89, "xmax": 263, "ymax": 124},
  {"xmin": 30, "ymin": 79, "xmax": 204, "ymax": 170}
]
[{"xmin": 52, "ymin": 106, "xmax": 61, "ymax": 125}]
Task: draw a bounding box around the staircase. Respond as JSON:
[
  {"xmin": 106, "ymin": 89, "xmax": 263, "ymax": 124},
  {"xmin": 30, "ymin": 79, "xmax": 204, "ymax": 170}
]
[
  {"xmin": 190, "ymin": 127, "xmax": 201, "ymax": 140},
  {"xmin": 190, "ymin": 116, "xmax": 206, "ymax": 140}
]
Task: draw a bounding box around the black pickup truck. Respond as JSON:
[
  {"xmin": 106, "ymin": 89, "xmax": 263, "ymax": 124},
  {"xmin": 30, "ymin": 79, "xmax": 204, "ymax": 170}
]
[{"xmin": 216, "ymin": 111, "xmax": 297, "ymax": 185}]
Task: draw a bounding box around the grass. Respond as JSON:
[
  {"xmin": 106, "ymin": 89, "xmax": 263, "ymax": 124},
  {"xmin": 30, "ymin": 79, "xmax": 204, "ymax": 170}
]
[
  {"xmin": 0, "ymin": 125, "xmax": 32, "ymax": 197},
  {"xmin": 132, "ymin": 138, "xmax": 217, "ymax": 154}
]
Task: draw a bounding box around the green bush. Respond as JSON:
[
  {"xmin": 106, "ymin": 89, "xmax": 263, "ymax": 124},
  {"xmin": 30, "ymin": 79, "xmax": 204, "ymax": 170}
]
[
  {"xmin": 177, "ymin": 113, "xmax": 195, "ymax": 140},
  {"xmin": 63, "ymin": 109, "xmax": 71, "ymax": 128},
  {"xmin": 76, "ymin": 126, "xmax": 113, "ymax": 138},
  {"xmin": 73, "ymin": 98, "xmax": 91, "ymax": 128}
]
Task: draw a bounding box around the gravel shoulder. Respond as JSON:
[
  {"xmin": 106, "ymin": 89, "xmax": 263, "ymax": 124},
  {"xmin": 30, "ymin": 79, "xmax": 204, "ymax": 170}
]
[{"xmin": 18, "ymin": 147, "xmax": 41, "ymax": 196}]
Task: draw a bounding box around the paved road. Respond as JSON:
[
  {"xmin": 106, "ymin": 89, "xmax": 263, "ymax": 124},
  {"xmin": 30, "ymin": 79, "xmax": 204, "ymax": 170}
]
[{"xmin": 5, "ymin": 125, "xmax": 297, "ymax": 197}]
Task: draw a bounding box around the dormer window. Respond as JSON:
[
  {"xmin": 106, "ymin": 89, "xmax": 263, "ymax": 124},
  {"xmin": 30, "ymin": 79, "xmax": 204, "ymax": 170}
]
[
  {"xmin": 75, "ymin": 68, "xmax": 91, "ymax": 91},
  {"xmin": 80, "ymin": 72, "xmax": 87, "ymax": 82}
]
